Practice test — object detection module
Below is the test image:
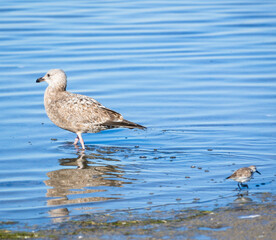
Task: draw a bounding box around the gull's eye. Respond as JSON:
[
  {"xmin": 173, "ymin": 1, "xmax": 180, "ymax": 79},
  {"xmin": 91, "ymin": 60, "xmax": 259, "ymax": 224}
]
[{"xmin": 47, "ymin": 74, "xmax": 50, "ymax": 77}]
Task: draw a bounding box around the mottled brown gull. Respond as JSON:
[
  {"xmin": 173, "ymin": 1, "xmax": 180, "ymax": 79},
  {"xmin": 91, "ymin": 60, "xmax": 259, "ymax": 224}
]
[{"xmin": 36, "ymin": 69, "xmax": 146, "ymax": 149}]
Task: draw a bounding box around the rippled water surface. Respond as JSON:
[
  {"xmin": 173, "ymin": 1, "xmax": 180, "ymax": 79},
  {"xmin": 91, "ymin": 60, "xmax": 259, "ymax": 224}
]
[{"xmin": 0, "ymin": 0, "xmax": 276, "ymax": 228}]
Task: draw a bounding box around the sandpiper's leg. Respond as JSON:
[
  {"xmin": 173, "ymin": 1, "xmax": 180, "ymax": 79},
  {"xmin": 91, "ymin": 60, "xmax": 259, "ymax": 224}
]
[
  {"xmin": 237, "ymin": 183, "xmax": 241, "ymax": 190},
  {"xmin": 242, "ymin": 183, "xmax": 249, "ymax": 189},
  {"xmin": 77, "ymin": 133, "xmax": 85, "ymax": 150},
  {"xmin": 74, "ymin": 136, "xmax": 79, "ymax": 145}
]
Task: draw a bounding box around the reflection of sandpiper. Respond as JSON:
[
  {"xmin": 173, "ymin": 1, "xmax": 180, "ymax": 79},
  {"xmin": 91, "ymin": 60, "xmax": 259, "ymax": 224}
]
[
  {"xmin": 226, "ymin": 165, "xmax": 261, "ymax": 189},
  {"xmin": 36, "ymin": 69, "xmax": 146, "ymax": 149}
]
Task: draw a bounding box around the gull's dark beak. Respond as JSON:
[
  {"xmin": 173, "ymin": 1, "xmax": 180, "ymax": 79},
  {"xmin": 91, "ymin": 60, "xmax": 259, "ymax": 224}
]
[
  {"xmin": 36, "ymin": 77, "xmax": 45, "ymax": 83},
  {"xmin": 256, "ymin": 170, "xmax": 261, "ymax": 175}
]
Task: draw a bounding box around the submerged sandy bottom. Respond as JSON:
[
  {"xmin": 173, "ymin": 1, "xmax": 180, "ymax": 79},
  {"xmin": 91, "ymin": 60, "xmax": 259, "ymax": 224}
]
[{"xmin": 1, "ymin": 193, "xmax": 275, "ymax": 239}]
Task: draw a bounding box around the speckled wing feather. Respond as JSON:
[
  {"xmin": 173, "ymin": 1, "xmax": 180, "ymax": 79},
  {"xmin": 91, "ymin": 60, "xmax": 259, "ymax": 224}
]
[
  {"xmin": 226, "ymin": 167, "xmax": 251, "ymax": 179},
  {"xmin": 46, "ymin": 92, "xmax": 124, "ymax": 133}
]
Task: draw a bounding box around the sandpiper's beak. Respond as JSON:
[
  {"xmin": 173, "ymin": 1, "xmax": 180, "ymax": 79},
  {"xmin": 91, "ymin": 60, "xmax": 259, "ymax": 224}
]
[
  {"xmin": 36, "ymin": 77, "xmax": 45, "ymax": 83},
  {"xmin": 256, "ymin": 170, "xmax": 261, "ymax": 175}
]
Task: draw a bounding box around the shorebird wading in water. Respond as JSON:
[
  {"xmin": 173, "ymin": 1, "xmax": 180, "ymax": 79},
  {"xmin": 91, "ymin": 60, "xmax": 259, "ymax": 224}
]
[
  {"xmin": 226, "ymin": 165, "xmax": 261, "ymax": 189},
  {"xmin": 36, "ymin": 69, "xmax": 146, "ymax": 149}
]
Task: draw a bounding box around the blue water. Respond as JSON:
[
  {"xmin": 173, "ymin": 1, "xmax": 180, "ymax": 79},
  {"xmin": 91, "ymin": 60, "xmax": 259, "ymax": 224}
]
[{"xmin": 0, "ymin": 0, "xmax": 276, "ymax": 228}]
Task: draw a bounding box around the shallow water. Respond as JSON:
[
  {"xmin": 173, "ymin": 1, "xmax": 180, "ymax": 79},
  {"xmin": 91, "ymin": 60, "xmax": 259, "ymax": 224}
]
[{"xmin": 0, "ymin": 0, "xmax": 276, "ymax": 229}]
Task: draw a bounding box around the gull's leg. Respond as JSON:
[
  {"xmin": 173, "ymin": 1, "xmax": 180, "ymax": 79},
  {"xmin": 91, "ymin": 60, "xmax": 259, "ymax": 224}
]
[
  {"xmin": 74, "ymin": 136, "xmax": 79, "ymax": 145},
  {"xmin": 77, "ymin": 132, "xmax": 85, "ymax": 150}
]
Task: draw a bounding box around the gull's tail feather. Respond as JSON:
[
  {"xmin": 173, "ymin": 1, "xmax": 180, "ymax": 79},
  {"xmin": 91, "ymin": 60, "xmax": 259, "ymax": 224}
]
[{"xmin": 104, "ymin": 119, "xmax": 146, "ymax": 130}]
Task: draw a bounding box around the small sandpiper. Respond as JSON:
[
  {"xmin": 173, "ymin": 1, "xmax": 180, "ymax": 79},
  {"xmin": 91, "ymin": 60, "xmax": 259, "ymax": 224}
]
[{"xmin": 226, "ymin": 165, "xmax": 261, "ymax": 189}]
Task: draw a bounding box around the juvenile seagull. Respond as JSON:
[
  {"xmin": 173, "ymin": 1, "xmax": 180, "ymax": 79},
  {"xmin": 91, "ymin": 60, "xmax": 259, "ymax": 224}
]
[
  {"xmin": 226, "ymin": 165, "xmax": 261, "ymax": 189},
  {"xmin": 36, "ymin": 69, "xmax": 146, "ymax": 149}
]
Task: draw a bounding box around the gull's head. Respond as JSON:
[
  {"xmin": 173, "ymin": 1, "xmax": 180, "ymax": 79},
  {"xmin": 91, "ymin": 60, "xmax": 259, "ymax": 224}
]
[
  {"xmin": 248, "ymin": 165, "xmax": 261, "ymax": 175},
  {"xmin": 36, "ymin": 69, "xmax": 67, "ymax": 90}
]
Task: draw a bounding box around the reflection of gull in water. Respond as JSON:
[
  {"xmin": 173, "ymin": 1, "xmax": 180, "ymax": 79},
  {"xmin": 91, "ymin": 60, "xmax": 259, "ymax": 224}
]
[
  {"xmin": 44, "ymin": 152, "xmax": 128, "ymax": 208},
  {"xmin": 48, "ymin": 208, "xmax": 70, "ymax": 223},
  {"xmin": 36, "ymin": 69, "xmax": 146, "ymax": 149}
]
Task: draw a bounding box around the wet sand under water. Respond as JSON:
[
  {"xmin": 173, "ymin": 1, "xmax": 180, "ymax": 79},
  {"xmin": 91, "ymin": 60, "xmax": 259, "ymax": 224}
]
[{"xmin": 1, "ymin": 194, "xmax": 275, "ymax": 239}]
